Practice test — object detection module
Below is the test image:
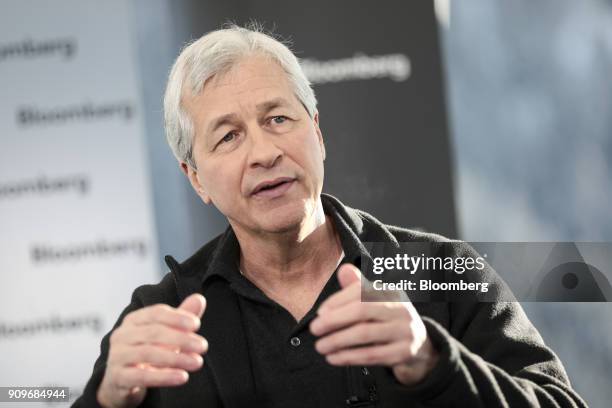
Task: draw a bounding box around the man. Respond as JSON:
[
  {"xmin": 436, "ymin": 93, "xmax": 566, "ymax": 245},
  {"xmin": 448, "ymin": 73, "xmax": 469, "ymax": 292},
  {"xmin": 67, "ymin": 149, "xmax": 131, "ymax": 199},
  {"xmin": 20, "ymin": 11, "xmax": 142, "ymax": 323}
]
[{"xmin": 75, "ymin": 25, "xmax": 587, "ymax": 407}]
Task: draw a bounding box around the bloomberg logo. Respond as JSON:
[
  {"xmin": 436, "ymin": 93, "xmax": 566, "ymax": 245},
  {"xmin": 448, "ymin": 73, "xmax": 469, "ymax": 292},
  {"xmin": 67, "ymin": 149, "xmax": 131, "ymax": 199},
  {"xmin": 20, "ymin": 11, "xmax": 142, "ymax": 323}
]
[
  {"xmin": 0, "ymin": 37, "xmax": 76, "ymax": 63},
  {"xmin": 301, "ymin": 53, "xmax": 411, "ymax": 85}
]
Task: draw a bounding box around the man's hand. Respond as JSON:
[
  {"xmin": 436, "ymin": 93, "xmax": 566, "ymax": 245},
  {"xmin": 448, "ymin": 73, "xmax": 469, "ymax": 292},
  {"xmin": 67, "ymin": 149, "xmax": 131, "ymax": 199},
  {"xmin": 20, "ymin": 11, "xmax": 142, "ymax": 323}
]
[
  {"xmin": 310, "ymin": 264, "xmax": 439, "ymax": 386},
  {"xmin": 97, "ymin": 294, "xmax": 208, "ymax": 408}
]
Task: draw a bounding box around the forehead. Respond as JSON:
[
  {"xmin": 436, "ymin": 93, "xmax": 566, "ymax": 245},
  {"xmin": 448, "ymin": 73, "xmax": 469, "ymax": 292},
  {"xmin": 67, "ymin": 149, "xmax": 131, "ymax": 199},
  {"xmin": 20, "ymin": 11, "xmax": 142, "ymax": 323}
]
[
  {"xmin": 210, "ymin": 54, "xmax": 289, "ymax": 89},
  {"xmin": 184, "ymin": 55, "xmax": 299, "ymax": 120}
]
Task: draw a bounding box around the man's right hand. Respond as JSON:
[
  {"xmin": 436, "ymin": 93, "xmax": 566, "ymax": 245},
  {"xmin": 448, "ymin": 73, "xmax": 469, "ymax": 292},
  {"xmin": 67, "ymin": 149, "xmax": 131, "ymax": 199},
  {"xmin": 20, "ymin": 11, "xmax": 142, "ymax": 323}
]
[{"xmin": 97, "ymin": 293, "xmax": 208, "ymax": 408}]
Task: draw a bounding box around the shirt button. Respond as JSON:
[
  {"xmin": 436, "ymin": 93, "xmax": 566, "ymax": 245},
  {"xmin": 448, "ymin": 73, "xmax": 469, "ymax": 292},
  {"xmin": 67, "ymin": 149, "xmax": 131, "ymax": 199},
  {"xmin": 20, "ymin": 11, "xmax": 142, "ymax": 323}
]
[{"xmin": 290, "ymin": 337, "xmax": 301, "ymax": 347}]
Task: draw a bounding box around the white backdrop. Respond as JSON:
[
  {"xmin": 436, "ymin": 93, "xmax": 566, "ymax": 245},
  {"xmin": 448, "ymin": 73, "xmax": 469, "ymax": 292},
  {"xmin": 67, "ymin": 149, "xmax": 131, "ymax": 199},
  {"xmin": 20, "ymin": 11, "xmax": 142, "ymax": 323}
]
[{"xmin": 0, "ymin": 1, "xmax": 159, "ymax": 405}]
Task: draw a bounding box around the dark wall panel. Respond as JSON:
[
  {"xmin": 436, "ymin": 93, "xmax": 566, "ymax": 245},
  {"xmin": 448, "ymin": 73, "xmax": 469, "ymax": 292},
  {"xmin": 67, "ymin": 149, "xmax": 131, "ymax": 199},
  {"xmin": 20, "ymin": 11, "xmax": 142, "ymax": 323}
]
[{"xmin": 174, "ymin": 0, "xmax": 457, "ymax": 237}]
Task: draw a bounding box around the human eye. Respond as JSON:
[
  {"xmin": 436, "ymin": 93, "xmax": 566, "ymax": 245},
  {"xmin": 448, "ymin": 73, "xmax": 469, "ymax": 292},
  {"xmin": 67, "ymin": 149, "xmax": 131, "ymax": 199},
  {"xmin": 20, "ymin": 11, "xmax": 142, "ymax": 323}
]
[
  {"xmin": 221, "ymin": 131, "xmax": 236, "ymax": 143},
  {"xmin": 268, "ymin": 115, "xmax": 291, "ymax": 126},
  {"xmin": 218, "ymin": 130, "xmax": 236, "ymax": 144},
  {"xmin": 213, "ymin": 131, "xmax": 239, "ymax": 150}
]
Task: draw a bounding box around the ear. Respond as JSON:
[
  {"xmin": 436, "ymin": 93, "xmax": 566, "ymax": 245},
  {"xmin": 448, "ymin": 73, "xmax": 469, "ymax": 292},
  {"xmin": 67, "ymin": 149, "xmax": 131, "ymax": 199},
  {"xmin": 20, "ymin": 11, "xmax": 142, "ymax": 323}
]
[
  {"xmin": 180, "ymin": 161, "xmax": 212, "ymax": 204},
  {"xmin": 313, "ymin": 112, "xmax": 326, "ymax": 161}
]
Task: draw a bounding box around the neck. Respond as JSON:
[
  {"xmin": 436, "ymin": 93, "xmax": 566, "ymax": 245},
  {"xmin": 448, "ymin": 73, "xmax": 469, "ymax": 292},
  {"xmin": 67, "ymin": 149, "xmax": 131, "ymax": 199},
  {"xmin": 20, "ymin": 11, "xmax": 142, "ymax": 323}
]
[{"xmin": 233, "ymin": 200, "xmax": 343, "ymax": 289}]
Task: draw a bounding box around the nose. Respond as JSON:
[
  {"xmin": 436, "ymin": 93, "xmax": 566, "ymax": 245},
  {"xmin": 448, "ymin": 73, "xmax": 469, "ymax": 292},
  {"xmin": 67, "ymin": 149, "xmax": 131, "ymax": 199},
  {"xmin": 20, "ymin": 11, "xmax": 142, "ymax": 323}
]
[{"xmin": 247, "ymin": 127, "xmax": 283, "ymax": 168}]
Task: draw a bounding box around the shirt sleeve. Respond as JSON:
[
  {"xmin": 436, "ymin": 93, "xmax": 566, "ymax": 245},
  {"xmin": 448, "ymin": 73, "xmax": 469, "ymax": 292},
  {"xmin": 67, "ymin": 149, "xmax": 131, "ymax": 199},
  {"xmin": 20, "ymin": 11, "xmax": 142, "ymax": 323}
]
[
  {"xmin": 381, "ymin": 280, "xmax": 588, "ymax": 406},
  {"xmin": 371, "ymin": 237, "xmax": 588, "ymax": 407}
]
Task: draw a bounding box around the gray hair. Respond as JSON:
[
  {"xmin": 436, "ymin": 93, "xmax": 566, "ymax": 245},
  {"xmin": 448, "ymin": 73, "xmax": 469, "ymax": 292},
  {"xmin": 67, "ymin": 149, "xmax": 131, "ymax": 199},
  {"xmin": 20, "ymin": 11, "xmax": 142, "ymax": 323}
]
[{"xmin": 163, "ymin": 24, "xmax": 318, "ymax": 168}]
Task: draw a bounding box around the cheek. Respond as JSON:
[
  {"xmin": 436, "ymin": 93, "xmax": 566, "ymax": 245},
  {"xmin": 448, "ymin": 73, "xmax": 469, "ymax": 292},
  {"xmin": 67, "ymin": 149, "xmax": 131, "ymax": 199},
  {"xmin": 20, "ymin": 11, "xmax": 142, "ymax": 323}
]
[
  {"xmin": 201, "ymin": 162, "xmax": 241, "ymax": 199},
  {"xmin": 304, "ymin": 132, "xmax": 325, "ymax": 169},
  {"xmin": 291, "ymin": 133, "xmax": 325, "ymax": 185}
]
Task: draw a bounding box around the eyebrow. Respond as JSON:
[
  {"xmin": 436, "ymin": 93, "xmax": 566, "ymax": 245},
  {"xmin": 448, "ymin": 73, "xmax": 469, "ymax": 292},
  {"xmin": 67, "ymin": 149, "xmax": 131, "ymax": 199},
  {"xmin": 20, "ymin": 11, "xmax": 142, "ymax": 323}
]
[
  {"xmin": 255, "ymin": 97, "xmax": 292, "ymax": 114},
  {"xmin": 207, "ymin": 113, "xmax": 240, "ymax": 135},
  {"xmin": 206, "ymin": 97, "xmax": 293, "ymax": 135}
]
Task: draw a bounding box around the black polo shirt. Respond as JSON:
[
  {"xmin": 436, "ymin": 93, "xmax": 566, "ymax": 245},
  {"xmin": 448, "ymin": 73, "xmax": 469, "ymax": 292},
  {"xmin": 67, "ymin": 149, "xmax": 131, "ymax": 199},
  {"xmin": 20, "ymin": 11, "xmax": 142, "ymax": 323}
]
[{"xmin": 203, "ymin": 231, "xmax": 378, "ymax": 407}]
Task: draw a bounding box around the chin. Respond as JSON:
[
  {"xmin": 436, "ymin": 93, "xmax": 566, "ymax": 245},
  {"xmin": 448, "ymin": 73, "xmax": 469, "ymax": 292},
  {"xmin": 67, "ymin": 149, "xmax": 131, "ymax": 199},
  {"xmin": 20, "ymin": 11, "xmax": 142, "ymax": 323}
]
[{"xmin": 253, "ymin": 198, "xmax": 310, "ymax": 234}]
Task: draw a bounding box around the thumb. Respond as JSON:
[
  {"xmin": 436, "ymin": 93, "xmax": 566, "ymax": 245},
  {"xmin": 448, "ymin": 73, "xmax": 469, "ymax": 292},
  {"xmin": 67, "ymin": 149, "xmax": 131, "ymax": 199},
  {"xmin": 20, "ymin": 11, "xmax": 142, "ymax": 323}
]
[
  {"xmin": 337, "ymin": 263, "xmax": 362, "ymax": 289},
  {"xmin": 178, "ymin": 293, "xmax": 207, "ymax": 320}
]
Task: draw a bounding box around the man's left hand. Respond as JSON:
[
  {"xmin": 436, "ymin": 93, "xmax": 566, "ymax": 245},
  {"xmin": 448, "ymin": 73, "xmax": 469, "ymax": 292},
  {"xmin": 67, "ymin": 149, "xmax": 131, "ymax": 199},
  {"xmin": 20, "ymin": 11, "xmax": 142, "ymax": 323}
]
[{"xmin": 310, "ymin": 264, "xmax": 439, "ymax": 386}]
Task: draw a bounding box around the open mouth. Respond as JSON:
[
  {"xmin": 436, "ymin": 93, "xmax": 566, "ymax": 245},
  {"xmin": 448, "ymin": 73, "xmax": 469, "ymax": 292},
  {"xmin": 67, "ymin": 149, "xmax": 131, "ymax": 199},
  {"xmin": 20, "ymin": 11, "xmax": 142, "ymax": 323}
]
[{"xmin": 252, "ymin": 178, "xmax": 295, "ymax": 198}]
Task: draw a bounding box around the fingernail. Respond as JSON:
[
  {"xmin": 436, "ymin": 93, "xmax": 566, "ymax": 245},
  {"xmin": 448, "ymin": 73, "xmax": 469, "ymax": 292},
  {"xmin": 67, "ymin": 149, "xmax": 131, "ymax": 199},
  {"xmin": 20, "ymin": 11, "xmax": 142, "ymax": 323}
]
[
  {"xmin": 184, "ymin": 316, "xmax": 199, "ymax": 329},
  {"xmin": 191, "ymin": 338, "xmax": 207, "ymax": 352},
  {"xmin": 175, "ymin": 371, "xmax": 189, "ymax": 384},
  {"xmin": 191, "ymin": 354, "xmax": 203, "ymax": 368}
]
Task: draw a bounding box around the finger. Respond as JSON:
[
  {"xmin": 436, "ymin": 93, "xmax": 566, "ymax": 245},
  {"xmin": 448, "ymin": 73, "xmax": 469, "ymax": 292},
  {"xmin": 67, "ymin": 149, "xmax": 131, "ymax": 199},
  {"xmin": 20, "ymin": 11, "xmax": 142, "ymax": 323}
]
[
  {"xmin": 178, "ymin": 293, "xmax": 206, "ymax": 320},
  {"xmin": 363, "ymin": 278, "xmax": 411, "ymax": 303},
  {"xmin": 325, "ymin": 340, "xmax": 413, "ymax": 367},
  {"xmin": 113, "ymin": 344, "xmax": 204, "ymax": 372},
  {"xmin": 311, "ymin": 301, "xmax": 395, "ymax": 336},
  {"xmin": 317, "ymin": 273, "xmax": 362, "ymax": 315},
  {"xmin": 123, "ymin": 304, "xmax": 200, "ymax": 331},
  {"xmin": 315, "ymin": 321, "xmax": 402, "ymax": 354},
  {"xmin": 113, "ymin": 323, "xmax": 208, "ymax": 354},
  {"xmin": 114, "ymin": 365, "xmax": 189, "ymax": 389},
  {"xmin": 337, "ymin": 263, "xmax": 362, "ymax": 288}
]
